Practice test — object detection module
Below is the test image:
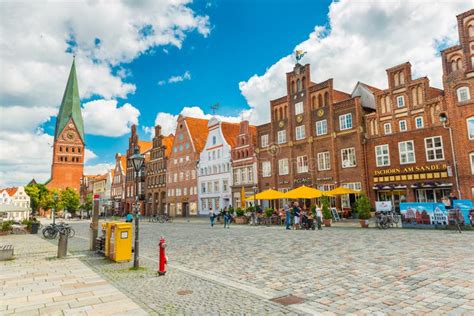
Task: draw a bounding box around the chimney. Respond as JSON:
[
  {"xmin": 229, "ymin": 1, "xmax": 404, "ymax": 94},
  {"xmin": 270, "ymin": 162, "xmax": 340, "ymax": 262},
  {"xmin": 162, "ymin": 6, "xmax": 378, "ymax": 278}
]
[
  {"xmin": 155, "ymin": 125, "xmax": 162, "ymax": 137},
  {"xmin": 131, "ymin": 124, "xmax": 137, "ymax": 135},
  {"xmin": 240, "ymin": 120, "xmax": 249, "ymax": 134}
]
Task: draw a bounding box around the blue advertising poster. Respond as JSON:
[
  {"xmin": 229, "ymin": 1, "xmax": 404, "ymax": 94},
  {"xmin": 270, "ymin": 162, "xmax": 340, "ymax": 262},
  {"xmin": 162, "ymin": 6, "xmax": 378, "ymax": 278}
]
[
  {"xmin": 400, "ymin": 202, "xmax": 450, "ymax": 227},
  {"xmin": 452, "ymin": 200, "xmax": 473, "ymax": 225}
]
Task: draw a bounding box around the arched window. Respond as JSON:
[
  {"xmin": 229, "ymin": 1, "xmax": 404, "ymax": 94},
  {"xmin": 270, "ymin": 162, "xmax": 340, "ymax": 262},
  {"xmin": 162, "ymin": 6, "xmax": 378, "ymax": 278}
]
[
  {"xmin": 412, "ymin": 88, "xmax": 418, "ymax": 106},
  {"xmin": 394, "ymin": 72, "xmax": 399, "ymax": 86},
  {"xmin": 468, "ymin": 24, "xmax": 474, "ymax": 37},
  {"xmin": 385, "ymin": 96, "xmax": 392, "ymax": 112},
  {"xmin": 457, "ymin": 58, "xmax": 462, "ymax": 71},
  {"xmin": 324, "ymin": 91, "xmax": 329, "ymax": 107},
  {"xmin": 291, "ymin": 81, "xmax": 295, "ymax": 94},
  {"xmin": 311, "ymin": 96, "xmax": 316, "ymax": 109},
  {"xmin": 451, "ymin": 60, "xmax": 458, "ymax": 72},
  {"xmin": 399, "ymin": 72, "xmax": 405, "ymax": 85},
  {"xmin": 279, "ymin": 107, "xmax": 283, "ymax": 120},
  {"xmin": 284, "ymin": 105, "xmax": 288, "ymax": 118},
  {"xmin": 381, "ymin": 96, "xmax": 386, "ymax": 113},
  {"xmin": 417, "ymin": 86, "xmax": 423, "ymax": 105},
  {"xmin": 297, "ymin": 79, "xmax": 302, "ymax": 92},
  {"xmin": 318, "ymin": 94, "xmax": 323, "ymax": 108},
  {"xmin": 302, "ymin": 77, "xmax": 306, "ymax": 90}
]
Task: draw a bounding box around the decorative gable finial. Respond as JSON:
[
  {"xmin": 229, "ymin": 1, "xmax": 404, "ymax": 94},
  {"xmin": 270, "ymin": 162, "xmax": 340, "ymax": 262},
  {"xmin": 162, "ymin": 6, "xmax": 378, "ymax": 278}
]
[{"xmin": 295, "ymin": 50, "xmax": 307, "ymax": 62}]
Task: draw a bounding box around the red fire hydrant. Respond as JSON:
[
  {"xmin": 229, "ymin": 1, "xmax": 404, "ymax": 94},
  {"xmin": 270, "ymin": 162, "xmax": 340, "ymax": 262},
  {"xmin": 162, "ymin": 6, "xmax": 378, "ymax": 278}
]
[{"xmin": 158, "ymin": 237, "xmax": 167, "ymax": 276}]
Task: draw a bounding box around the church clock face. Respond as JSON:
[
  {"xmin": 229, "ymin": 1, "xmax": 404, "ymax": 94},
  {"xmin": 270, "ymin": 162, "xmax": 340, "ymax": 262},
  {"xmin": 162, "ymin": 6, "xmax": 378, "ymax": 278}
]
[{"xmin": 64, "ymin": 130, "xmax": 76, "ymax": 141}]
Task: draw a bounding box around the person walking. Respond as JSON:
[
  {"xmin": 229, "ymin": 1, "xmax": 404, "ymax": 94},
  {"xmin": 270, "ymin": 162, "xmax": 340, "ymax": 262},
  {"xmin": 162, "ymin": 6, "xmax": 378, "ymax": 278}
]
[
  {"xmin": 209, "ymin": 207, "xmax": 215, "ymax": 227},
  {"xmin": 293, "ymin": 202, "xmax": 301, "ymax": 230},
  {"xmin": 316, "ymin": 205, "xmax": 323, "ymax": 230},
  {"xmin": 284, "ymin": 204, "xmax": 291, "ymax": 230},
  {"xmin": 224, "ymin": 210, "xmax": 231, "ymax": 229}
]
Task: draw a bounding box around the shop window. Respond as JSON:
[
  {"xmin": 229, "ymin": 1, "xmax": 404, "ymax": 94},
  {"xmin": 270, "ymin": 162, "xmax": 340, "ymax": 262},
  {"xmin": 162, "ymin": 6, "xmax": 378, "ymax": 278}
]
[
  {"xmin": 341, "ymin": 183, "xmax": 362, "ymax": 208},
  {"xmin": 399, "ymin": 120, "xmax": 407, "ymax": 132},
  {"xmin": 278, "ymin": 159, "xmax": 289, "ymax": 175},
  {"xmin": 296, "ymin": 155, "xmax": 309, "ymax": 173},
  {"xmin": 415, "ymin": 116, "xmax": 424, "ymax": 129},
  {"xmin": 399, "ymin": 140, "xmax": 415, "ymax": 164},
  {"xmin": 277, "ymin": 130, "xmax": 286, "ymax": 144},
  {"xmin": 295, "ymin": 125, "xmax": 305, "ymax": 140},
  {"xmin": 339, "ymin": 113, "xmax": 352, "ymax": 130},
  {"xmin": 375, "ymin": 144, "xmax": 390, "ymax": 167},
  {"xmin": 341, "ymin": 148, "xmax": 356, "ymax": 168},
  {"xmin": 425, "ymin": 136, "xmax": 444, "ymax": 161},
  {"xmin": 384, "ymin": 123, "xmax": 392, "ymax": 135},
  {"xmin": 457, "ymin": 87, "xmax": 470, "ymax": 102},
  {"xmin": 295, "ymin": 102, "xmax": 303, "ymax": 115},
  {"xmin": 469, "ymin": 117, "xmax": 474, "ymax": 140},
  {"xmin": 316, "ymin": 120, "xmax": 327, "ymax": 136},
  {"xmin": 261, "ymin": 134, "xmax": 269, "ymax": 148},
  {"xmin": 262, "ymin": 161, "xmax": 271, "ymax": 177},
  {"xmin": 317, "ymin": 152, "xmax": 330, "ymax": 171}
]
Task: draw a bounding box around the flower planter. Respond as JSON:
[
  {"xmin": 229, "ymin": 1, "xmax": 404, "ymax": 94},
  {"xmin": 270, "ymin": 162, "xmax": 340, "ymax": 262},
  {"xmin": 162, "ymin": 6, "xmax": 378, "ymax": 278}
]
[
  {"xmin": 0, "ymin": 231, "xmax": 10, "ymax": 236},
  {"xmin": 234, "ymin": 216, "xmax": 248, "ymax": 224},
  {"xmin": 323, "ymin": 219, "xmax": 332, "ymax": 227},
  {"xmin": 359, "ymin": 219, "xmax": 369, "ymax": 228}
]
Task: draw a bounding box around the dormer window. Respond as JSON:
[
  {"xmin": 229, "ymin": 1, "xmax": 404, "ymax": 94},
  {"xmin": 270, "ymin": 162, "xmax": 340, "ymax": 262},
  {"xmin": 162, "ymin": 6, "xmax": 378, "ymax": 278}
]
[
  {"xmin": 457, "ymin": 87, "xmax": 470, "ymax": 102},
  {"xmin": 396, "ymin": 96, "xmax": 405, "ymax": 108}
]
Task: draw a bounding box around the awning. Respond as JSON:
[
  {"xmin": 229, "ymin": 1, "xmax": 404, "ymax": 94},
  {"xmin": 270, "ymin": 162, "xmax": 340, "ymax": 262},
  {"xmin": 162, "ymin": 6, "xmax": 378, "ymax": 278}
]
[
  {"xmin": 283, "ymin": 185, "xmax": 333, "ymax": 199},
  {"xmin": 328, "ymin": 187, "xmax": 362, "ymax": 195},
  {"xmin": 246, "ymin": 189, "xmax": 286, "ymax": 200}
]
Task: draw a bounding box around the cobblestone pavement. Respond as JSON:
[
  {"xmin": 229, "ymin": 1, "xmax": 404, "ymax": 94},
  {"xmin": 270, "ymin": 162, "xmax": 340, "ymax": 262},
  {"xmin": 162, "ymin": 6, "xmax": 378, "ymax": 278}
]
[
  {"xmin": 48, "ymin": 219, "xmax": 474, "ymax": 315},
  {"xmin": 0, "ymin": 234, "xmax": 146, "ymax": 316}
]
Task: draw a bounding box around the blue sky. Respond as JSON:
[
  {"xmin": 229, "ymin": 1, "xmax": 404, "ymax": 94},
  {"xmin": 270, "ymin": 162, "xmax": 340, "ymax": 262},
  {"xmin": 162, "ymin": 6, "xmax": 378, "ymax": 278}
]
[{"xmin": 1, "ymin": 0, "xmax": 470, "ymax": 186}]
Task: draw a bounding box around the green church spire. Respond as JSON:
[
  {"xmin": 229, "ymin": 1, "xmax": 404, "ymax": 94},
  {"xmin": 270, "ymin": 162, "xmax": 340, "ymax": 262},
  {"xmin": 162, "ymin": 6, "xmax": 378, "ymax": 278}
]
[{"xmin": 55, "ymin": 58, "xmax": 85, "ymax": 142}]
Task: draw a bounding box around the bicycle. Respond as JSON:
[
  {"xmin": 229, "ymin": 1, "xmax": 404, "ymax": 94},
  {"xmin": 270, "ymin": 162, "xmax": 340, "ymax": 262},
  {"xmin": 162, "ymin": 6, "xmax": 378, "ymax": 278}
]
[
  {"xmin": 375, "ymin": 211, "xmax": 398, "ymax": 229},
  {"xmin": 42, "ymin": 223, "xmax": 75, "ymax": 239},
  {"xmin": 158, "ymin": 214, "xmax": 173, "ymax": 223}
]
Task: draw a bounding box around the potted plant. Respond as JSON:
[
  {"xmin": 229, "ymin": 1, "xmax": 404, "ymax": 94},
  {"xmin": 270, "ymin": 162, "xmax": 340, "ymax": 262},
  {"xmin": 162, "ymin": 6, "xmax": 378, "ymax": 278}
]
[
  {"xmin": 264, "ymin": 207, "xmax": 274, "ymax": 218},
  {"xmin": 234, "ymin": 208, "xmax": 248, "ymax": 224},
  {"xmin": 0, "ymin": 220, "xmax": 13, "ymax": 236},
  {"xmin": 321, "ymin": 197, "xmax": 332, "ymax": 227},
  {"xmin": 355, "ymin": 195, "xmax": 371, "ymax": 228}
]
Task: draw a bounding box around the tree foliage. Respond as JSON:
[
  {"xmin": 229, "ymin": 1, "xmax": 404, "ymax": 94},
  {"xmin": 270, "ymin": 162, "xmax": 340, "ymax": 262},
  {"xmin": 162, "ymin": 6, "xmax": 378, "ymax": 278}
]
[
  {"xmin": 24, "ymin": 183, "xmax": 49, "ymax": 215},
  {"xmin": 40, "ymin": 189, "xmax": 63, "ymax": 214},
  {"xmin": 60, "ymin": 187, "xmax": 80, "ymax": 214},
  {"xmin": 355, "ymin": 194, "xmax": 372, "ymax": 220}
]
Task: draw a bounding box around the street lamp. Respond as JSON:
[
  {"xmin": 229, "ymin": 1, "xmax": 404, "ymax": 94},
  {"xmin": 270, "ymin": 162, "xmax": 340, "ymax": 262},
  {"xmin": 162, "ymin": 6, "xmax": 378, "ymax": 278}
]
[
  {"xmin": 252, "ymin": 185, "xmax": 257, "ymax": 226},
  {"xmin": 129, "ymin": 145, "xmax": 145, "ymax": 269},
  {"xmin": 439, "ymin": 113, "xmax": 461, "ymax": 199},
  {"xmin": 53, "ymin": 192, "xmax": 58, "ymax": 224}
]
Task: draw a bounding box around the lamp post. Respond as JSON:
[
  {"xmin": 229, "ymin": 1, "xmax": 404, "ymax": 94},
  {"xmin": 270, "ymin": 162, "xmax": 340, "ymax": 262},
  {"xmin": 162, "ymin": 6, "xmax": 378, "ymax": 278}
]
[
  {"xmin": 439, "ymin": 113, "xmax": 461, "ymax": 199},
  {"xmin": 53, "ymin": 192, "xmax": 58, "ymax": 224},
  {"xmin": 129, "ymin": 145, "xmax": 145, "ymax": 269},
  {"xmin": 252, "ymin": 185, "xmax": 257, "ymax": 226}
]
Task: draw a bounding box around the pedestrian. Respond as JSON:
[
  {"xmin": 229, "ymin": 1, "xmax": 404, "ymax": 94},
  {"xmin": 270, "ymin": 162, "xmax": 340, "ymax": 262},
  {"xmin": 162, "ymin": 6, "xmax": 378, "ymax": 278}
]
[
  {"xmin": 442, "ymin": 196, "xmax": 451, "ymax": 209},
  {"xmin": 209, "ymin": 207, "xmax": 215, "ymax": 227},
  {"xmin": 316, "ymin": 205, "xmax": 323, "ymax": 230},
  {"xmin": 293, "ymin": 202, "xmax": 301, "ymax": 230},
  {"xmin": 224, "ymin": 210, "xmax": 231, "ymax": 229},
  {"xmin": 284, "ymin": 204, "xmax": 291, "ymax": 230}
]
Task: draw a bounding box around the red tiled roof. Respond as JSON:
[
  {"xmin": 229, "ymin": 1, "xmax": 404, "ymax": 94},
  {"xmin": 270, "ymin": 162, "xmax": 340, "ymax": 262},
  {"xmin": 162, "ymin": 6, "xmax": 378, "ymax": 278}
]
[
  {"xmin": 0, "ymin": 187, "xmax": 18, "ymax": 196},
  {"xmin": 120, "ymin": 155, "xmax": 127, "ymax": 171},
  {"xmin": 333, "ymin": 89, "xmax": 351, "ymax": 103},
  {"xmin": 221, "ymin": 122, "xmax": 242, "ymax": 149},
  {"xmin": 185, "ymin": 117, "xmax": 209, "ymax": 153},
  {"xmin": 163, "ymin": 134, "xmax": 175, "ymax": 158}
]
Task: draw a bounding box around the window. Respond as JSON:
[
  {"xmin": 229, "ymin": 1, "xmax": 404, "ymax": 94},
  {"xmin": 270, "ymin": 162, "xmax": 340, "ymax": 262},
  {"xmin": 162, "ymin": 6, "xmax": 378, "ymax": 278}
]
[
  {"xmin": 297, "ymin": 156, "xmax": 309, "ymax": 173},
  {"xmin": 339, "ymin": 113, "xmax": 352, "ymax": 130},
  {"xmin": 317, "ymin": 152, "xmax": 330, "ymax": 171},
  {"xmin": 214, "ymin": 181, "xmax": 219, "ymax": 193},
  {"xmin": 396, "ymin": 96, "xmax": 405, "ymax": 108},
  {"xmin": 295, "ymin": 102, "xmax": 303, "ymax": 115},
  {"xmin": 223, "ymin": 180, "xmax": 228, "ymax": 192},
  {"xmin": 179, "ymin": 134, "xmax": 184, "ymax": 141},
  {"xmin": 341, "ymin": 148, "xmax": 356, "ymax": 168},
  {"xmin": 262, "ymin": 161, "xmax": 271, "ymax": 177},
  {"xmin": 457, "ymin": 87, "xmax": 470, "ymax": 102},
  {"xmin": 316, "ymin": 120, "xmax": 327, "ymax": 136},
  {"xmin": 341, "ymin": 183, "xmax": 362, "ymax": 208},
  {"xmin": 425, "ymin": 136, "xmax": 444, "ymax": 161},
  {"xmin": 415, "ymin": 116, "xmax": 424, "ymax": 129},
  {"xmin": 278, "ymin": 159, "xmax": 289, "ymax": 175},
  {"xmin": 384, "ymin": 123, "xmax": 392, "ymax": 135},
  {"xmin": 399, "ymin": 141, "xmax": 415, "ymax": 164},
  {"xmin": 277, "ymin": 130, "xmax": 286, "ymax": 144},
  {"xmin": 468, "ymin": 117, "xmax": 474, "ymax": 140},
  {"xmin": 470, "ymin": 153, "xmax": 474, "ymax": 175},
  {"xmin": 375, "ymin": 144, "xmax": 390, "ymax": 167},
  {"xmin": 295, "ymin": 125, "xmax": 305, "ymax": 140},
  {"xmin": 212, "ymin": 136, "xmax": 217, "ymax": 145},
  {"xmin": 399, "ymin": 120, "xmax": 407, "ymax": 132},
  {"xmin": 261, "ymin": 134, "xmax": 269, "ymax": 148}
]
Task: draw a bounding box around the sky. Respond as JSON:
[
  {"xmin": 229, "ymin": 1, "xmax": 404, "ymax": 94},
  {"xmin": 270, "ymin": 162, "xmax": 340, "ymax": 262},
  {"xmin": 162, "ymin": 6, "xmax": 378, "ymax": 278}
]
[{"xmin": 0, "ymin": 0, "xmax": 472, "ymax": 187}]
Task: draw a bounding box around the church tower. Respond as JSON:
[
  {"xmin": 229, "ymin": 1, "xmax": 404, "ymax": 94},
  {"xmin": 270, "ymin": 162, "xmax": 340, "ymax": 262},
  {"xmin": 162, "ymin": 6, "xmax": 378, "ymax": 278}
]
[{"xmin": 46, "ymin": 59, "xmax": 85, "ymax": 192}]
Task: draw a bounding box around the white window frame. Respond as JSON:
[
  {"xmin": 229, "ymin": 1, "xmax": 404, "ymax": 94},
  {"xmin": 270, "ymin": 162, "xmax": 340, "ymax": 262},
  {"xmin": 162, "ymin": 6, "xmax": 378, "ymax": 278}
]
[
  {"xmin": 278, "ymin": 159, "xmax": 289, "ymax": 175},
  {"xmin": 262, "ymin": 161, "xmax": 271, "ymax": 178},
  {"xmin": 261, "ymin": 134, "xmax": 269, "ymax": 148},
  {"xmin": 295, "ymin": 102, "xmax": 303, "ymax": 115},
  {"xmin": 317, "ymin": 152, "xmax": 330, "ymax": 171},
  {"xmin": 277, "ymin": 130, "xmax": 286, "ymax": 144},
  {"xmin": 375, "ymin": 144, "xmax": 390, "ymax": 167},
  {"xmin": 339, "ymin": 113, "xmax": 353, "ymax": 130},
  {"xmin": 396, "ymin": 95, "xmax": 405, "ymax": 108},
  {"xmin": 315, "ymin": 120, "xmax": 327, "ymax": 136},
  {"xmin": 468, "ymin": 117, "xmax": 474, "ymax": 140},
  {"xmin": 399, "ymin": 120, "xmax": 407, "ymax": 132},
  {"xmin": 295, "ymin": 125, "xmax": 305, "ymax": 140},
  {"xmin": 384, "ymin": 123, "xmax": 392, "ymax": 135},
  {"xmin": 415, "ymin": 116, "xmax": 424, "ymax": 129},
  {"xmin": 398, "ymin": 140, "xmax": 416, "ymax": 164},
  {"xmin": 470, "ymin": 153, "xmax": 474, "ymax": 175},
  {"xmin": 296, "ymin": 156, "xmax": 309, "ymax": 173},
  {"xmin": 341, "ymin": 148, "xmax": 356, "ymax": 168},
  {"xmin": 457, "ymin": 87, "xmax": 470, "ymax": 102},
  {"xmin": 424, "ymin": 136, "xmax": 444, "ymax": 162}
]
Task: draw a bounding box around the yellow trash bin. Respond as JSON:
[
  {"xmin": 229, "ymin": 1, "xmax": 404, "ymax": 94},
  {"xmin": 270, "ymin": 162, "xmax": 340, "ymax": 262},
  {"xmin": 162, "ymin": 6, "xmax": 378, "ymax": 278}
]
[{"xmin": 109, "ymin": 222, "xmax": 132, "ymax": 262}]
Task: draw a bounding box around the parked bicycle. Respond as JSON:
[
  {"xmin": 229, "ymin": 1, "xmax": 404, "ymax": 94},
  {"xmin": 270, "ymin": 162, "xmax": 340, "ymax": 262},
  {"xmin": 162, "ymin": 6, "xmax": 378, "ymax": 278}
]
[
  {"xmin": 151, "ymin": 214, "xmax": 173, "ymax": 223},
  {"xmin": 42, "ymin": 222, "xmax": 75, "ymax": 239},
  {"xmin": 375, "ymin": 211, "xmax": 399, "ymax": 229}
]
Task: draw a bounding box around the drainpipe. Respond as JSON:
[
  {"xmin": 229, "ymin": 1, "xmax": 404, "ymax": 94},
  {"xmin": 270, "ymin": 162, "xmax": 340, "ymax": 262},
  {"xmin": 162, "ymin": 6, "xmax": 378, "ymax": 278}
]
[{"xmin": 440, "ymin": 113, "xmax": 461, "ymax": 199}]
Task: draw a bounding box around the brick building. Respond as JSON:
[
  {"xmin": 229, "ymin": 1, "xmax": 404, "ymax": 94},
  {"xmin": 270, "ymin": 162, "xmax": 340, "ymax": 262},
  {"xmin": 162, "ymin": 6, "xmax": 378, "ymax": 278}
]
[
  {"xmin": 124, "ymin": 125, "xmax": 152, "ymax": 215},
  {"xmin": 166, "ymin": 116, "xmax": 208, "ymax": 217},
  {"xmin": 46, "ymin": 59, "xmax": 85, "ymax": 192},
  {"xmin": 145, "ymin": 125, "xmax": 174, "ymax": 216},
  {"xmin": 256, "ymin": 63, "xmax": 375, "ymax": 210},
  {"xmin": 111, "ymin": 153, "xmax": 126, "ymax": 215},
  {"xmin": 440, "ymin": 9, "xmax": 474, "ymax": 200},
  {"xmin": 230, "ymin": 120, "xmax": 258, "ymax": 208},
  {"xmin": 365, "ymin": 62, "xmax": 453, "ymax": 210}
]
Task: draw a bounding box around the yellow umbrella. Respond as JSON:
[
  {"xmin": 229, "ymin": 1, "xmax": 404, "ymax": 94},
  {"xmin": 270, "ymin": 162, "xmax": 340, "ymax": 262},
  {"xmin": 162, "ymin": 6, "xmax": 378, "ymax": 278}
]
[
  {"xmin": 328, "ymin": 187, "xmax": 362, "ymax": 195},
  {"xmin": 284, "ymin": 185, "xmax": 329, "ymax": 199},
  {"xmin": 240, "ymin": 186, "xmax": 246, "ymax": 208},
  {"xmin": 246, "ymin": 189, "xmax": 286, "ymax": 200}
]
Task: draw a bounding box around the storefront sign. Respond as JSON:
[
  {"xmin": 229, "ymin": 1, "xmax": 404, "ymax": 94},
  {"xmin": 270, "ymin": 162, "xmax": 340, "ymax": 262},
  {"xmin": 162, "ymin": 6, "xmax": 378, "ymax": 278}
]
[
  {"xmin": 374, "ymin": 164, "xmax": 449, "ymax": 184},
  {"xmin": 374, "ymin": 164, "xmax": 447, "ymax": 176},
  {"xmin": 375, "ymin": 201, "xmax": 392, "ymax": 212},
  {"xmin": 279, "ymin": 180, "xmax": 290, "ymax": 185},
  {"xmin": 316, "ymin": 177, "xmax": 333, "ymax": 181},
  {"xmin": 294, "ymin": 178, "xmax": 312, "ymax": 185}
]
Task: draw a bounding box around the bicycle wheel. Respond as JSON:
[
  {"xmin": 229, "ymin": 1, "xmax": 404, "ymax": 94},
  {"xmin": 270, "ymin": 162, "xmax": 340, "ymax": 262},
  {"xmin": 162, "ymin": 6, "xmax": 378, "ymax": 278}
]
[
  {"xmin": 42, "ymin": 227, "xmax": 51, "ymax": 238},
  {"xmin": 158, "ymin": 216, "xmax": 165, "ymax": 224},
  {"xmin": 392, "ymin": 214, "xmax": 400, "ymax": 223}
]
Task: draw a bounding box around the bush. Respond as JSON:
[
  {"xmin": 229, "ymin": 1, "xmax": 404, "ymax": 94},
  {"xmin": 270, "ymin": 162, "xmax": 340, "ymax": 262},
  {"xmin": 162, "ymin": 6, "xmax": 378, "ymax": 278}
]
[
  {"xmin": 1, "ymin": 220, "xmax": 13, "ymax": 232},
  {"xmin": 236, "ymin": 208, "xmax": 245, "ymax": 217},
  {"xmin": 355, "ymin": 195, "xmax": 372, "ymax": 220},
  {"xmin": 321, "ymin": 197, "xmax": 332, "ymax": 220},
  {"xmin": 264, "ymin": 207, "xmax": 274, "ymax": 218},
  {"xmin": 246, "ymin": 206, "xmax": 255, "ymax": 213},
  {"xmin": 311, "ymin": 205, "xmax": 316, "ymax": 216},
  {"xmin": 228, "ymin": 206, "xmax": 234, "ymax": 214}
]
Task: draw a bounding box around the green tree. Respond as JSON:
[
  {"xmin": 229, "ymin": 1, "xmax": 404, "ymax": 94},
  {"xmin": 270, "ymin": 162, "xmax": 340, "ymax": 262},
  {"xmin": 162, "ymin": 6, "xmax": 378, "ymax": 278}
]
[
  {"xmin": 355, "ymin": 195, "xmax": 372, "ymax": 220},
  {"xmin": 60, "ymin": 187, "xmax": 80, "ymax": 215},
  {"xmin": 25, "ymin": 183, "xmax": 49, "ymax": 215},
  {"xmin": 80, "ymin": 193, "xmax": 93, "ymax": 217},
  {"xmin": 321, "ymin": 196, "xmax": 332, "ymax": 220},
  {"xmin": 40, "ymin": 189, "xmax": 63, "ymax": 216}
]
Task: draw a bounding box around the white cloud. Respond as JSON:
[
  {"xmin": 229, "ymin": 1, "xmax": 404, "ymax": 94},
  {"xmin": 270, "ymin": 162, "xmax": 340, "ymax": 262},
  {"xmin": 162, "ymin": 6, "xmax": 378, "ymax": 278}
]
[
  {"xmin": 158, "ymin": 70, "xmax": 192, "ymax": 86},
  {"xmin": 84, "ymin": 163, "xmax": 114, "ymax": 176},
  {"xmin": 84, "ymin": 149, "xmax": 97, "ymax": 163},
  {"xmin": 239, "ymin": 0, "xmax": 471, "ymax": 125},
  {"xmin": 0, "ymin": 106, "xmax": 57, "ymax": 133},
  {"xmin": 82, "ymin": 99, "xmax": 140, "ymax": 137}
]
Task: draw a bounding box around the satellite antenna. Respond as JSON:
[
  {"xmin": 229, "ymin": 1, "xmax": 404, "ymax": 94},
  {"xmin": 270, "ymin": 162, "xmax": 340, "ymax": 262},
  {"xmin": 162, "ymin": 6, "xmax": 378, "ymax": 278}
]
[{"xmin": 211, "ymin": 102, "xmax": 220, "ymax": 115}]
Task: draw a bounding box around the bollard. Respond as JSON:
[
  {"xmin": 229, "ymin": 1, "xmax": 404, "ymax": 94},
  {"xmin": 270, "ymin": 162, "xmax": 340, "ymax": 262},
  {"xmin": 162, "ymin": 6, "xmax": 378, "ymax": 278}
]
[
  {"xmin": 57, "ymin": 232, "xmax": 68, "ymax": 258},
  {"xmin": 158, "ymin": 237, "xmax": 167, "ymax": 276}
]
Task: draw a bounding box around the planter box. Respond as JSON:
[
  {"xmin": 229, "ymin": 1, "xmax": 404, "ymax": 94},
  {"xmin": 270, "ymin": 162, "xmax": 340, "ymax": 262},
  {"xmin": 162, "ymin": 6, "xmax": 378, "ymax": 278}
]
[
  {"xmin": 359, "ymin": 219, "xmax": 369, "ymax": 228},
  {"xmin": 234, "ymin": 217, "xmax": 248, "ymax": 224},
  {"xmin": 323, "ymin": 219, "xmax": 332, "ymax": 227}
]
